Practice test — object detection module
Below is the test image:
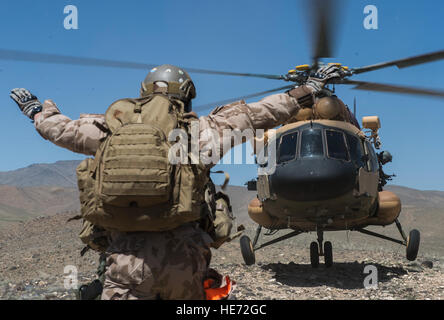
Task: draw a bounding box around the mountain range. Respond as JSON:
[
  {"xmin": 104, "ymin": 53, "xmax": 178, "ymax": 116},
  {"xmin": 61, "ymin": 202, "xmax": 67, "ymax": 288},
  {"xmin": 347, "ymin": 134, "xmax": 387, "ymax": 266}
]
[{"xmin": 0, "ymin": 160, "xmax": 443, "ymax": 257}]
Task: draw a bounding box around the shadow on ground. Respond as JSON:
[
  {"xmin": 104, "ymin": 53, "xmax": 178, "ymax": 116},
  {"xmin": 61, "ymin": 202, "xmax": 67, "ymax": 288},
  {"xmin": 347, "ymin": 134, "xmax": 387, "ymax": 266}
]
[{"xmin": 261, "ymin": 262, "xmax": 414, "ymax": 289}]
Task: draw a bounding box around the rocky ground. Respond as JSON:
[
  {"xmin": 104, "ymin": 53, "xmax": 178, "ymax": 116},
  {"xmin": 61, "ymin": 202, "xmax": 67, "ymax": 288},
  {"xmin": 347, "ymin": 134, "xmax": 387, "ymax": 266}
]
[
  {"xmin": 215, "ymin": 241, "xmax": 444, "ymax": 300},
  {"xmin": 0, "ymin": 214, "xmax": 443, "ymax": 300}
]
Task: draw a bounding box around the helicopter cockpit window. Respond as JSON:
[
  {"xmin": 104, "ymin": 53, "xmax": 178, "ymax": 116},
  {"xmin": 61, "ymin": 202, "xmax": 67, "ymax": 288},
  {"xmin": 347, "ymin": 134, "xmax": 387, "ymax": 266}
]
[
  {"xmin": 365, "ymin": 140, "xmax": 379, "ymax": 172},
  {"xmin": 278, "ymin": 132, "xmax": 298, "ymax": 163},
  {"xmin": 326, "ymin": 130, "xmax": 349, "ymax": 161},
  {"xmin": 300, "ymin": 129, "xmax": 323, "ymax": 158},
  {"xmin": 346, "ymin": 133, "xmax": 366, "ymax": 168}
]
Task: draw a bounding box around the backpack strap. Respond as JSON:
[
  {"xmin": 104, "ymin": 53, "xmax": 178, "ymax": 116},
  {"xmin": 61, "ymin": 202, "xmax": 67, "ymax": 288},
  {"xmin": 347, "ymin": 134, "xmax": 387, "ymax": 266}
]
[{"xmin": 134, "ymin": 101, "xmax": 142, "ymax": 114}]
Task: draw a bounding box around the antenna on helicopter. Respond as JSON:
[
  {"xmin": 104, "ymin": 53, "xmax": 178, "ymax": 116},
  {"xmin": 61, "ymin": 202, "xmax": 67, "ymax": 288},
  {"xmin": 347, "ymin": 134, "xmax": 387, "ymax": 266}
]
[{"xmin": 353, "ymin": 97, "xmax": 357, "ymax": 118}]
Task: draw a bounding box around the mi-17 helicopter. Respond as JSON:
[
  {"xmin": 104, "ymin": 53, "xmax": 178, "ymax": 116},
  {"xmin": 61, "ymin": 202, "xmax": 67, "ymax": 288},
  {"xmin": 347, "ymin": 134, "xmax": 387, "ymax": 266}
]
[
  {"xmin": 1, "ymin": 0, "xmax": 443, "ymax": 269},
  {"xmin": 236, "ymin": 1, "xmax": 444, "ymax": 268}
]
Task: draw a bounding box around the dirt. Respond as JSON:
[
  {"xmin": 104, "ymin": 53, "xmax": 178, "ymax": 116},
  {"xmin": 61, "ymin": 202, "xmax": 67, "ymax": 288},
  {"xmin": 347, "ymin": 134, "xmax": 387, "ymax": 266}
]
[{"xmin": 0, "ymin": 213, "xmax": 443, "ymax": 300}]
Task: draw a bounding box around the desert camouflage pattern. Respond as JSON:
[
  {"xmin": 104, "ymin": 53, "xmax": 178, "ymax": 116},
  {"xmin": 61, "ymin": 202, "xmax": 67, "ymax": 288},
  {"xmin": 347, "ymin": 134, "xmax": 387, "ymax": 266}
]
[
  {"xmin": 34, "ymin": 100, "xmax": 108, "ymax": 156},
  {"xmin": 35, "ymin": 93, "xmax": 301, "ymax": 160},
  {"xmin": 34, "ymin": 91, "xmax": 304, "ymax": 300},
  {"xmin": 101, "ymin": 223, "xmax": 212, "ymax": 300},
  {"xmin": 198, "ymin": 93, "xmax": 302, "ymax": 164}
]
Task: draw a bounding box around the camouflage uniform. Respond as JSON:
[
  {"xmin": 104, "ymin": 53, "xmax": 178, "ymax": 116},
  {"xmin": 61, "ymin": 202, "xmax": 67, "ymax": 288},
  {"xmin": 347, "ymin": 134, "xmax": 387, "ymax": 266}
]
[
  {"xmin": 34, "ymin": 92, "xmax": 304, "ymax": 300},
  {"xmin": 101, "ymin": 223, "xmax": 211, "ymax": 300},
  {"xmin": 35, "ymin": 94, "xmax": 302, "ymax": 157}
]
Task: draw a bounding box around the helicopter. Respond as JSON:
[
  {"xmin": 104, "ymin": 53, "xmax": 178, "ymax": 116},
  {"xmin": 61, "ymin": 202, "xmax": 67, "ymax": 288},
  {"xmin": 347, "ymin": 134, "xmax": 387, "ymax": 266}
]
[
  {"xmin": 236, "ymin": 0, "xmax": 444, "ymax": 268},
  {"xmin": 1, "ymin": 0, "xmax": 444, "ymax": 269},
  {"xmin": 242, "ymin": 110, "xmax": 414, "ymax": 268}
]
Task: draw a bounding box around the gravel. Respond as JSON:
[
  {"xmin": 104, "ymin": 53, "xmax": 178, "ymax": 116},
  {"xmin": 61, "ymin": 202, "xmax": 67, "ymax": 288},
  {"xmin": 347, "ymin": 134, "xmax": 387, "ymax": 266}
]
[{"xmin": 0, "ymin": 214, "xmax": 443, "ymax": 300}]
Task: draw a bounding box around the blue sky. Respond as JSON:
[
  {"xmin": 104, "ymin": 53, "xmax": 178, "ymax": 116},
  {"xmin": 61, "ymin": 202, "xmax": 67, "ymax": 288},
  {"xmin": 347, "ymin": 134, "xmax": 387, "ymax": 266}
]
[{"xmin": 0, "ymin": 0, "xmax": 444, "ymax": 190}]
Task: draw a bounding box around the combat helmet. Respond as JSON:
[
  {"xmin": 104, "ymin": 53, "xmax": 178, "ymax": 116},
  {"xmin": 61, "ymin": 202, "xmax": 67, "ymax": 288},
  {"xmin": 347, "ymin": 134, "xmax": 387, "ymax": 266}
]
[{"xmin": 141, "ymin": 64, "xmax": 196, "ymax": 112}]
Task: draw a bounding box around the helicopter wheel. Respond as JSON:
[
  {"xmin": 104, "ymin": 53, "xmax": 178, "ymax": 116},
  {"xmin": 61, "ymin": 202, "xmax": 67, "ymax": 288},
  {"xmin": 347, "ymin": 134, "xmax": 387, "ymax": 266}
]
[
  {"xmin": 324, "ymin": 241, "xmax": 333, "ymax": 268},
  {"xmin": 310, "ymin": 242, "xmax": 319, "ymax": 268},
  {"xmin": 406, "ymin": 229, "xmax": 420, "ymax": 261},
  {"xmin": 240, "ymin": 235, "xmax": 256, "ymax": 266}
]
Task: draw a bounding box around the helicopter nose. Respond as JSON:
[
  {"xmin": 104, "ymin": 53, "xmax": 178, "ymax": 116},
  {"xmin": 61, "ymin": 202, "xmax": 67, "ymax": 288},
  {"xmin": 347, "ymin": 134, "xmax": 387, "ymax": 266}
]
[{"xmin": 270, "ymin": 158, "xmax": 357, "ymax": 202}]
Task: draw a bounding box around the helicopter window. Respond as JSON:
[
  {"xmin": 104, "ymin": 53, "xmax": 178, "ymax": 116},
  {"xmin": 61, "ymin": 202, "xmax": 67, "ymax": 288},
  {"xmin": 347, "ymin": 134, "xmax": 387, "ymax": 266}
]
[
  {"xmin": 326, "ymin": 130, "xmax": 349, "ymax": 161},
  {"xmin": 300, "ymin": 129, "xmax": 323, "ymax": 158},
  {"xmin": 278, "ymin": 132, "xmax": 298, "ymax": 163},
  {"xmin": 346, "ymin": 134, "xmax": 366, "ymax": 168},
  {"xmin": 365, "ymin": 140, "xmax": 379, "ymax": 172}
]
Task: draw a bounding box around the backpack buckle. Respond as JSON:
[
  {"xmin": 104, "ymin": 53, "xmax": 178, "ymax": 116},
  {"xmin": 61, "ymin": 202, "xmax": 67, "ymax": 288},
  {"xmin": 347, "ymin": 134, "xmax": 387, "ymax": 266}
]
[{"xmin": 134, "ymin": 102, "xmax": 142, "ymax": 113}]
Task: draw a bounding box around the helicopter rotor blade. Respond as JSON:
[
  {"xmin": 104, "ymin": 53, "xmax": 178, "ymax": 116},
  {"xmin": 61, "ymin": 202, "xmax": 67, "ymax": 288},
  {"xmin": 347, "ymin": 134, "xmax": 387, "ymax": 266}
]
[
  {"xmin": 194, "ymin": 85, "xmax": 294, "ymax": 113},
  {"xmin": 339, "ymin": 79, "xmax": 444, "ymax": 98},
  {"xmin": 185, "ymin": 68, "xmax": 284, "ymax": 80},
  {"xmin": 308, "ymin": 0, "xmax": 341, "ymax": 68},
  {"xmin": 0, "ymin": 49, "xmax": 284, "ymax": 80},
  {"xmin": 0, "ymin": 49, "xmax": 157, "ymax": 70},
  {"xmin": 351, "ymin": 50, "xmax": 444, "ymax": 75}
]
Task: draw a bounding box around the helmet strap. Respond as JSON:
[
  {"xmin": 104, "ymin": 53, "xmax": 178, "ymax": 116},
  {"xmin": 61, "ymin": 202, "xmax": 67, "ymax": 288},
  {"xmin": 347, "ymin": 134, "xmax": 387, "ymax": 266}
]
[{"xmin": 140, "ymin": 81, "xmax": 194, "ymax": 112}]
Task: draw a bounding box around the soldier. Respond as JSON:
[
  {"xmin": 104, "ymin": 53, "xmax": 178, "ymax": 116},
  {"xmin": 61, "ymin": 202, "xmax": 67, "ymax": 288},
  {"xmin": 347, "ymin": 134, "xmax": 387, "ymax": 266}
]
[{"xmin": 10, "ymin": 64, "xmax": 343, "ymax": 300}]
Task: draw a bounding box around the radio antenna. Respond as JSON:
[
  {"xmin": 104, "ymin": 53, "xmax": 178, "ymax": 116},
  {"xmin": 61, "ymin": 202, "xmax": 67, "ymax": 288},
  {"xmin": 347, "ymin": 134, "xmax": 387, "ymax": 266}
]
[{"xmin": 353, "ymin": 97, "xmax": 357, "ymax": 117}]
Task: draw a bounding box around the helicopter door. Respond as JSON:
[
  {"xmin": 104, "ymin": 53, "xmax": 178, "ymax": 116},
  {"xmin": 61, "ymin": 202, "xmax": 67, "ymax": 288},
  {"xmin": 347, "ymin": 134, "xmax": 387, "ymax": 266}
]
[{"xmin": 358, "ymin": 141, "xmax": 379, "ymax": 197}]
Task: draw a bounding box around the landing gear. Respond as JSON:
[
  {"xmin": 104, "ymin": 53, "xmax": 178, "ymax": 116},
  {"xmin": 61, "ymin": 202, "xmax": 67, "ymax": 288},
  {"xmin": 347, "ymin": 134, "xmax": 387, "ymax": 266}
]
[
  {"xmin": 324, "ymin": 241, "xmax": 333, "ymax": 268},
  {"xmin": 240, "ymin": 235, "xmax": 256, "ymax": 266},
  {"xmin": 309, "ymin": 230, "xmax": 333, "ymax": 268},
  {"xmin": 239, "ymin": 224, "xmax": 303, "ymax": 265},
  {"xmin": 406, "ymin": 229, "xmax": 420, "ymax": 261},
  {"xmin": 356, "ymin": 219, "xmax": 421, "ymax": 261},
  {"xmin": 310, "ymin": 242, "xmax": 319, "ymax": 268}
]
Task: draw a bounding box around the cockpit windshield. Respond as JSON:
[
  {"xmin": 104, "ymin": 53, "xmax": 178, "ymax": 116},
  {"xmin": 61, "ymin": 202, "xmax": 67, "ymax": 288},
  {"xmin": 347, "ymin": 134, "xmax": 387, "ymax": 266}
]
[
  {"xmin": 365, "ymin": 140, "xmax": 379, "ymax": 172},
  {"xmin": 275, "ymin": 126, "xmax": 369, "ymax": 165},
  {"xmin": 278, "ymin": 131, "xmax": 298, "ymax": 163},
  {"xmin": 326, "ymin": 130, "xmax": 349, "ymax": 161},
  {"xmin": 300, "ymin": 129, "xmax": 323, "ymax": 158},
  {"xmin": 346, "ymin": 133, "xmax": 366, "ymax": 168}
]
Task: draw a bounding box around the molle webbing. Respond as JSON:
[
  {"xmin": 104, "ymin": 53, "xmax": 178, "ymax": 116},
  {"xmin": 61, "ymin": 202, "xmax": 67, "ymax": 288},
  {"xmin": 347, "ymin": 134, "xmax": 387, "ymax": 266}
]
[{"xmin": 77, "ymin": 95, "xmax": 207, "ymax": 232}]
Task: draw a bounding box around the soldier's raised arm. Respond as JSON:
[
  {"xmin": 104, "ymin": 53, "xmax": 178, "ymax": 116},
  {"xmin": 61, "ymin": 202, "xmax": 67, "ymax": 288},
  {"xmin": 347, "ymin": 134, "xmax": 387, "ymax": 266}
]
[
  {"xmin": 198, "ymin": 64, "xmax": 344, "ymax": 164},
  {"xmin": 10, "ymin": 88, "xmax": 107, "ymax": 156}
]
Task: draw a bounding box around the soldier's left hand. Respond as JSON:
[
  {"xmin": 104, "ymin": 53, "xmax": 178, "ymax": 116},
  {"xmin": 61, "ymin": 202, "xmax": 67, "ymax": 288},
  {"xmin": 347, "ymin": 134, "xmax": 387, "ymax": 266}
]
[
  {"xmin": 10, "ymin": 88, "xmax": 43, "ymax": 120},
  {"xmin": 305, "ymin": 65, "xmax": 344, "ymax": 93}
]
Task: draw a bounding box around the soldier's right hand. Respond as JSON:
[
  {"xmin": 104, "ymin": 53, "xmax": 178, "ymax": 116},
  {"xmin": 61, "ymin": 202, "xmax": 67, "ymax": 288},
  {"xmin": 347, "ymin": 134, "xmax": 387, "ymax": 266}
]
[{"xmin": 10, "ymin": 88, "xmax": 43, "ymax": 120}]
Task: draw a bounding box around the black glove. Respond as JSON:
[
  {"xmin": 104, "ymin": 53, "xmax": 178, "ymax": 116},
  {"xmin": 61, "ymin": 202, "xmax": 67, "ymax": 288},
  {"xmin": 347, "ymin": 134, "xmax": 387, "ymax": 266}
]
[
  {"xmin": 305, "ymin": 65, "xmax": 343, "ymax": 93},
  {"xmin": 10, "ymin": 88, "xmax": 43, "ymax": 120}
]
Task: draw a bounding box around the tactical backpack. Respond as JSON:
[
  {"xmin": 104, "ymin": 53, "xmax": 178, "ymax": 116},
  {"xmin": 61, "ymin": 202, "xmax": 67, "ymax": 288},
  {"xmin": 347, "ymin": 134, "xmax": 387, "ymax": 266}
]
[
  {"xmin": 198, "ymin": 176, "xmax": 240, "ymax": 249},
  {"xmin": 76, "ymin": 94, "xmax": 209, "ymax": 232}
]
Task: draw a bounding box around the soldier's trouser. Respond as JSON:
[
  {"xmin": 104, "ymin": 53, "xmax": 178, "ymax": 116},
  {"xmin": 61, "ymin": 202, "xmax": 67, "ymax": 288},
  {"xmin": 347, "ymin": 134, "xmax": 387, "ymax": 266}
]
[{"xmin": 101, "ymin": 223, "xmax": 213, "ymax": 300}]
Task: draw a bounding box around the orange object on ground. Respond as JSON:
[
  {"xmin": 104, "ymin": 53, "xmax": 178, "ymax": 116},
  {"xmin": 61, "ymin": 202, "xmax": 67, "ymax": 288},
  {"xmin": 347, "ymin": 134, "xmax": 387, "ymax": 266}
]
[{"xmin": 204, "ymin": 276, "xmax": 235, "ymax": 300}]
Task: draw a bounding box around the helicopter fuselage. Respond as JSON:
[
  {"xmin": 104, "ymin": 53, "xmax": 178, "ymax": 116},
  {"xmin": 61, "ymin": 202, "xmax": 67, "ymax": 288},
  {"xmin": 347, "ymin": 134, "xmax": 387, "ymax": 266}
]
[{"xmin": 251, "ymin": 119, "xmax": 386, "ymax": 231}]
